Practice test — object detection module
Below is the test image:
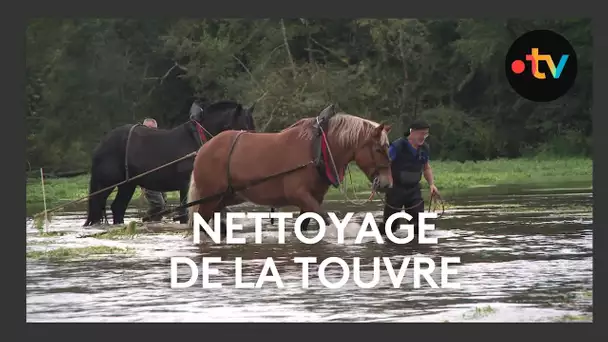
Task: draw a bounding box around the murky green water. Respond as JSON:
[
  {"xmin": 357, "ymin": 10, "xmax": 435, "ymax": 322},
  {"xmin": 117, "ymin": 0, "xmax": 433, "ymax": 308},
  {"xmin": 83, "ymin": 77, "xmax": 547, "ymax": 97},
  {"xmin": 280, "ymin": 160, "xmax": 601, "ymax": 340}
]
[{"xmin": 25, "ymin": 185, "xmax": 593, "ymax": 322}]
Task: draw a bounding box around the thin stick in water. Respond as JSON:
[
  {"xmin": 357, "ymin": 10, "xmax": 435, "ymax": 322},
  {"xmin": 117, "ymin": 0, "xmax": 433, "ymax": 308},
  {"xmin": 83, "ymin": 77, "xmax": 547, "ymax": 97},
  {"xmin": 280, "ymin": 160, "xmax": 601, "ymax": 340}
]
[{"xmin": 40, "ymin": 168, "xmax": 49, "ymax": 233}]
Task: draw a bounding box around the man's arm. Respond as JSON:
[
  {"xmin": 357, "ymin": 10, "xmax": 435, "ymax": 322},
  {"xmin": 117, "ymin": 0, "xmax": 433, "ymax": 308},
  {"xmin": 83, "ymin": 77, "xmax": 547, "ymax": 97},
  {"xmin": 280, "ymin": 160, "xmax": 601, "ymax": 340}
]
[
  {"xmin": 421, "ymin": 143, "xmax": 434, "ymax": 186},
  {"xmin": 423, "ymin": 162, "xmax": 434, "ymax": 186}
]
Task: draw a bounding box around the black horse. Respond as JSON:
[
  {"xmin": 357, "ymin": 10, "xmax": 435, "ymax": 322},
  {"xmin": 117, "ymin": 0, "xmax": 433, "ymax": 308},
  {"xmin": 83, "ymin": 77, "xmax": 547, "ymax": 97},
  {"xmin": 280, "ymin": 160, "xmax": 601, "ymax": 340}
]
[{"xmin": 83, "ymin": 100, "xmax": 256, "ymax": 227}]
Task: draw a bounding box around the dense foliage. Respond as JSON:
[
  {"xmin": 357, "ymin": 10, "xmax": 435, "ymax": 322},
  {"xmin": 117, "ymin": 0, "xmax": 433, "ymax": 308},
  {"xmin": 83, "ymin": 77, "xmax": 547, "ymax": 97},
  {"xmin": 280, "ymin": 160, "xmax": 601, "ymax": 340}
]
[{"xmin": 26, "ymin": 19, "xmax": 592, "ymax": 173}]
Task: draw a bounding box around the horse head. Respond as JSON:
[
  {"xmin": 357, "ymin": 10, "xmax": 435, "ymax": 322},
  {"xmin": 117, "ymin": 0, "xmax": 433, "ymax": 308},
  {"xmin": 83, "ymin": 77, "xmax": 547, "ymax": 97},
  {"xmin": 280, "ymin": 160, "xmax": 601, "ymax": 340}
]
[
  {"xmin": 306, "ymin": 105, "xmax": 393, "ymax": 193},
  {"xmin": 353, "ymin": 122, "xmax": 393, "ymax": 192},
  {"xmin": 242, "ymin": 103, "xmax": 256, "ymax": 132},
  {"xmin": 190, "ymin": 100, "xmax": 256, "ymax": 136}
]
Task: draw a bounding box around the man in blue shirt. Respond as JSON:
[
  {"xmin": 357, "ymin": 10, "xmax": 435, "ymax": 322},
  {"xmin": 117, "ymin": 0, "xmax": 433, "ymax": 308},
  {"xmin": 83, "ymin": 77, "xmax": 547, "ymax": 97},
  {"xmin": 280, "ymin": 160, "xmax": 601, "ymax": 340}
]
[{"xmin": 383, "ymin": 119, "xmax": 440, "ymax": 237}]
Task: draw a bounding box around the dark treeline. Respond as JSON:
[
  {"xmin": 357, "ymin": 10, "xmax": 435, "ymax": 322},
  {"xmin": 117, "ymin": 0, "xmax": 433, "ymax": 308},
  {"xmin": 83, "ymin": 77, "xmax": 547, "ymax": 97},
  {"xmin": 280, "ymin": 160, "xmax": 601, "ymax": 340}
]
[{"xmin": 26, "ymin": 18, "xmax": 592, "ymax": 173}]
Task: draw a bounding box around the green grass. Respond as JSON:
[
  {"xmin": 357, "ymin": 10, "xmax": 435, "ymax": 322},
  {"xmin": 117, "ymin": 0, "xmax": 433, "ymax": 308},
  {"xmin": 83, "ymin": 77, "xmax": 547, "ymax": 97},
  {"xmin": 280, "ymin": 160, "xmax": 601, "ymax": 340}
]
[
  {"xmin": 334, "ymin": 156, "xmax": 591, "ymax": 195},
  {"xmin": 26, "ymin": 156, "xmax": 592, "ymax": 216},
  {"xmin": 26, "ymin": 246, "xmax": 134, "ymax": 261}
]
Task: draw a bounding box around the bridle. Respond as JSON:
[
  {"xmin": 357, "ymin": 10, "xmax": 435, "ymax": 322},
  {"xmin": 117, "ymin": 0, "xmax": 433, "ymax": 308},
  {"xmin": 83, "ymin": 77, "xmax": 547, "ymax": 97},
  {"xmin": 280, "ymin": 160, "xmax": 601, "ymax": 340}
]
[
  {"xmin": 316, "ymin": 118, "xmax": 393, "ymax": 205},
  {"xmin": 362, "ymin": 140, "xmax": 391, "ymax": 191}
]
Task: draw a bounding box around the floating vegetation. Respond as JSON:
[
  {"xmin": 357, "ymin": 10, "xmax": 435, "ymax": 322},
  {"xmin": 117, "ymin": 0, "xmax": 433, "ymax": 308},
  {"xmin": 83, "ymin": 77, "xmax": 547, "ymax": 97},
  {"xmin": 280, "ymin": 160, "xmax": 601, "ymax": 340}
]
[
  {"xmin": 578, "ymin": 290, "xmax": 592, "ymax": 299},
  {"xmin": 462, "ymin": 305, "xmax": 496, "ymax": 320},
  {"xmin": 81, "ymin": 221, "xmax": 191, "ymax": 240},
  {"xmin": 554, "ymin": 313, "xmax": 592, "ymax": 322},
  {"xmin": 36, "ymin": 231, "xmax": 66, "ymax": 237},
  {"xmin": 92, "ymin": 221, "xmax": 139, "ymax": 240},
  {"xmin": 32, "ymin": 211, "xmax": 54, "ymax": 233},
  {"xmin": 552, "ymin": 290, "xmax": 592, "ymax": 304},
  {"xmin": 27, "ymin": 246, "xmax": 134, "ymax": 261}
]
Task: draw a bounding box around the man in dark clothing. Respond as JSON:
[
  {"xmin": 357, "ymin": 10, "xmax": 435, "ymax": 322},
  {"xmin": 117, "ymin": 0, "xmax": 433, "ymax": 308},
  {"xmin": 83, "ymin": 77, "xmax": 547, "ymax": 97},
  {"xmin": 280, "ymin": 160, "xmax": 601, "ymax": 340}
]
[
  {"xmin": 140, "ymin": 118, "xmax": 168, "ymax": 222},
  {"xmin": 382, "ymin": 119, "xmax": 440, "ymax": 237}
]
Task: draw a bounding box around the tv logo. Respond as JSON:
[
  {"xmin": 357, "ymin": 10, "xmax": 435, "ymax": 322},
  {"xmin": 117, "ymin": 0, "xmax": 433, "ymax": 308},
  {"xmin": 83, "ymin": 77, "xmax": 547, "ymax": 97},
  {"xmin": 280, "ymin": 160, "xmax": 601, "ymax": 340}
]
[
  {"xmin": 505, "ymin": 30, "xmax": 577, "ymax": 102},
  {"xmin": 510, "ymin": 48, "xmax": 569, "ymax": 80}
]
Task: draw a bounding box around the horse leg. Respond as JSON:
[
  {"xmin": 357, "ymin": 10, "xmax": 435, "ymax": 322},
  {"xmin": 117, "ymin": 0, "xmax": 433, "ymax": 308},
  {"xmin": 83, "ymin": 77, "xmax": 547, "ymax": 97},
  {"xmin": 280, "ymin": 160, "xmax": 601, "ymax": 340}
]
[
  {"xmin": 299, "ymin": 210, "xmax": 312, "ymax": 231},
  {"xmin": 110, "ymin": 184, "xmax": 137, "ymax": 225},
  {"xmin": 218, "ymin": 206, "xmax": 229, "ymax": 241},
  {"xmin": 84, "ymin": 163, "xmax": 115, "ymax": 226},
  {"xmin": 195, "ymin": 202, "xmax": 226, "ymax": 242},
  {"xmin": 294, "ymin": 192, "xmax": 330, "ymax": 232},
  {"xmin": 85, "ymin": 187, "xmax": 114, "ymax": 226},
  {"xmin": 299, "ymin": 193, "xmax": 326, "ymax": 231},
  {"xmin": 97, "ymin": 188, "xmax": 114, "ymax": 225}
]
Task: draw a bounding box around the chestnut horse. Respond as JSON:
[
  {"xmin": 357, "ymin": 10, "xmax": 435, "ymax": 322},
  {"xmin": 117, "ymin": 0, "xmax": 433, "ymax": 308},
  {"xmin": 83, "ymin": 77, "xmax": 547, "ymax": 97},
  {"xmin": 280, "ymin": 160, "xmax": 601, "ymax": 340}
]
[{"xmin": 186, "ymin": 104, "xmax": 393, "ymax": 236}]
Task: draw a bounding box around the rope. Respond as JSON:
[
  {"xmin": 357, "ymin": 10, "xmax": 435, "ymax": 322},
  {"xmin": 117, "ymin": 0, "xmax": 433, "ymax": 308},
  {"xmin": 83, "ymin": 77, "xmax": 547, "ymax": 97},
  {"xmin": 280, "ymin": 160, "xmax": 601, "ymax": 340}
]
[
  {"xmin": 148, "ymin": 121, "xmax": 219, "ymax": 216},
  {"xmin": 316, "ymin": 119, "xmax": 378, "ymax": 206},
  {"xmin": 318, "ymin": 121, "xmax": 446, "ymax": 216},
  {"xmin": 190, "ymin": 117, "xmax": 218, "ymax": 142},
  {"xmin": 32, "ymin": 151, "xmax": 198, "ymax": 218},
  {"xmin": 32, "ymin": 115, "xmax": 445, "ymax": 225},
  {"xmin": 141, "ymin": 160, "xmax": 314, "ymax": 221},
  {"xmin": 31, "ymin": 120, "xmax": 220, "ymax": 220}
]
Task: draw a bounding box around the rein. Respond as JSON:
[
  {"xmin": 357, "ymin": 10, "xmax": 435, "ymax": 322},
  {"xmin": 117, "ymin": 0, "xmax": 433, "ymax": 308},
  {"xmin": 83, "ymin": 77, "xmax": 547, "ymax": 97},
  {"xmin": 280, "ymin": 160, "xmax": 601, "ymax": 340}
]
[
  {"xmin": 142, "ymin": 159, "xmax": 314, "ymax": 220},
  {"xmin": 141, "ymin": 128, "xmax": 313, "ymax": 221},
  {"xmin": 33, "ymin": 120, "xmax": 214, "ymax": 221},
  {"xmin": 317, "ymin": 118, "xmax": 384, "ymax": 206},
  {"xmin": 140, "ymin": 116, "xmax": 445, "ymax": 221},
  {"xmin": 318, "ymin": 121, "xmax": 446, "ymax": 217},
  {"xmin": 34, "ymin": 151, "xmax": 199, "ymax": 219}
]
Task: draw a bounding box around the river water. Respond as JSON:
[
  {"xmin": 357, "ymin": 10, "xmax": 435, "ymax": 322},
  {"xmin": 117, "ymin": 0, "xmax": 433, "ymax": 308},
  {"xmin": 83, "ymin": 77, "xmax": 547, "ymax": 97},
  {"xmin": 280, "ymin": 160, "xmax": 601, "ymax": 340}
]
[{"xmin": 26, "ymin": 185, "xmax": 593, "ymax": 322}]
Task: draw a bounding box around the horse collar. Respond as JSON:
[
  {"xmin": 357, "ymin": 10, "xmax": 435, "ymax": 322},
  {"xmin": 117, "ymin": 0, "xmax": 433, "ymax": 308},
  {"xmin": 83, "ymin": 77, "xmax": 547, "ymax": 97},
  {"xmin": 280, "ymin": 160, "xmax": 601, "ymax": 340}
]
[
  {"xmin": 312, "ymin": 116, "xmax": 344, "ymax": 188},
  {"xmin": 191, "ymin": 120, "xmax": 208, "ymax": 145}
]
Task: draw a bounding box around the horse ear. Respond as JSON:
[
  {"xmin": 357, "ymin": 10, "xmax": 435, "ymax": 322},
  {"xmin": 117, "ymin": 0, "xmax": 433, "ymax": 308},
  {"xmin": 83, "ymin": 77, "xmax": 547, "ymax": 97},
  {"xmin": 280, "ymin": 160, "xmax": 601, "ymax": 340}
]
[
  {"xmin": 190, "ymin": 101, "xmax": 204, "ymax": 122},
  {"xmin": 319, "ymin": 104, "xmax": 336, "ymax": 119},
  {"xmin": 383, "ymin": 124, "xmax": 392, "ymax": 133},
  {"xmin": 373, "ymin": 123, "xmax": 385, "ymax": 137},
  {"xmin": 230, "ymin": 104, "xmax": 242, "ymax": 120}
]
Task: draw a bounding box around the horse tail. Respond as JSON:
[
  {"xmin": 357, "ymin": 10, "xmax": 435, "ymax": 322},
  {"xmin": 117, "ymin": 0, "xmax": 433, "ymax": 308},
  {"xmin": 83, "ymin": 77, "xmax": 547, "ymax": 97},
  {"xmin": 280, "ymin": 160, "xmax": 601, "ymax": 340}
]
[
  {"xmin": 187, "ymin": 171, "xmax": 199, "ymax": 227},
  {"xmin": 83, "ymin": 164, "xmax": 103, "ymax": 226}
]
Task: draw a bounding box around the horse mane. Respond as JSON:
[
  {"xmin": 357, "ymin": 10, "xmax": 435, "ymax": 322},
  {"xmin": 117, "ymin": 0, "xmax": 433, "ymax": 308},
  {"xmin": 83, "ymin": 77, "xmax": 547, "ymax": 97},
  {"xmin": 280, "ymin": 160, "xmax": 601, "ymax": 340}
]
[
  {"xmin": 284, "ymin": 113, "xmax": 389, "ymax": 148},
  {"xmin": 204, "ymin": 100, "xmax": 243, "ymax": 114}
]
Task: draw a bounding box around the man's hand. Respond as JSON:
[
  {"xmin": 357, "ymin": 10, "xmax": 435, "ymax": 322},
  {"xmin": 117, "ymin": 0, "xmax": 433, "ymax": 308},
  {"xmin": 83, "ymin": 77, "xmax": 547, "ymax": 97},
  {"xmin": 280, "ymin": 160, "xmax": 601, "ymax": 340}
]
[{"xmin": 430, "ymin": 184, "xmax": 440, "ymax": 198}]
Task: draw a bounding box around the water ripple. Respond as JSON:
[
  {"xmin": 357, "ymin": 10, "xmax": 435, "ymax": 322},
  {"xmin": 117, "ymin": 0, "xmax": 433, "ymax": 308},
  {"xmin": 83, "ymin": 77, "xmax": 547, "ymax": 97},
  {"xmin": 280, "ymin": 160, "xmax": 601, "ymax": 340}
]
[{"xmin": 26, "ymin": 189, "xmax": 593, "ymax": 322}]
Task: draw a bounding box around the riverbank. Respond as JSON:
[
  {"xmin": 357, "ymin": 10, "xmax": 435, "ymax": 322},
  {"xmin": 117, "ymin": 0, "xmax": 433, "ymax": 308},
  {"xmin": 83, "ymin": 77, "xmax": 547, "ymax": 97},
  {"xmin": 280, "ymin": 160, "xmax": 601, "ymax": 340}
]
[{"xmin": 26, "ymin": 156, "xmax": 592, "ymax": 216}]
